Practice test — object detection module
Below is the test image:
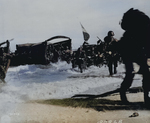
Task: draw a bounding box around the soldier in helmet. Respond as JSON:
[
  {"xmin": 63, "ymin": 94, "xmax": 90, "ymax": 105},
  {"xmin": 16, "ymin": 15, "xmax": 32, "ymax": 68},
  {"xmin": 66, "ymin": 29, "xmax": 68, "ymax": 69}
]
[
  {"xmin": 117, "ymin": 8, "xmax": 150, "ymax": 109},
  {"xmin": 104, "ymin": 31, "xmax": 118, "ymax": 76}
]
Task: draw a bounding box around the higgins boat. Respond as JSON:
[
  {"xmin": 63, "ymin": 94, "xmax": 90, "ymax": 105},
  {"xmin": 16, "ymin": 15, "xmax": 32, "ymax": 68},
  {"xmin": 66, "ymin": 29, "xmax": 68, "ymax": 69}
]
[{"xmin": 10, "ymin": 36, "xmax": 72, "ymax": 66}]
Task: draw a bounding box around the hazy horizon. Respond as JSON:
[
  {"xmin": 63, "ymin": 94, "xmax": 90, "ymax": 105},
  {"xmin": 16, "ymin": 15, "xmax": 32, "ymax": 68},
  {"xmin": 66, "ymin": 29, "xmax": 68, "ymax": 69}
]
[{"xmin": 0, "ymin": 0, "xmax": 150, "ymax": 51}]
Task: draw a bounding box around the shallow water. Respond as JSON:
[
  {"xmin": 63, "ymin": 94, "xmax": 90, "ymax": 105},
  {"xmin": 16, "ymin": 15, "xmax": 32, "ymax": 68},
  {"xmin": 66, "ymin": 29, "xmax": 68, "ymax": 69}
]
[{"xmin": 0, "ymin": 61, "xmax": 142, "ymax": 117}]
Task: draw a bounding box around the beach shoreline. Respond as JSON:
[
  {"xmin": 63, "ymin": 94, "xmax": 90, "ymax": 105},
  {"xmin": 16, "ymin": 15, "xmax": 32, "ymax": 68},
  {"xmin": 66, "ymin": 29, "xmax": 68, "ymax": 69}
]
[{"xmin": 6, "ymin": 92, "xmax": 150, "ymax": 123}]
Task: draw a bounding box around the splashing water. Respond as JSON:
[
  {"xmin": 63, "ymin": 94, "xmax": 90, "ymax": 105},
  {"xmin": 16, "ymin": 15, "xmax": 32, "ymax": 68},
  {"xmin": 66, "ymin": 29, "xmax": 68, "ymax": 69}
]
[{"xmin": 0, "ymin": 61, "xmax": 142, "ymax": 117}]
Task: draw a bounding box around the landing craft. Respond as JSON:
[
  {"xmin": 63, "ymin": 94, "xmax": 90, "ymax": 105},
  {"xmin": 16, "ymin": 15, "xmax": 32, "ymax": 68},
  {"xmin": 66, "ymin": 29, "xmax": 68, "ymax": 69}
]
[{"xmin": 10, "ymin": 36, "xmax": 72, "ymax": 66}]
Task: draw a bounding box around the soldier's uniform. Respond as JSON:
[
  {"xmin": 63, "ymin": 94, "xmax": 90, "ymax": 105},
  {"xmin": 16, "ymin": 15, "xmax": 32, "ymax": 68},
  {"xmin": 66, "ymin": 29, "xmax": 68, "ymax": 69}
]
[
  {"xmin": 0, "ymin": 40, "xmax": 11, "ymax": 80},
  {"xmin": 0, "ymin": 54, "xmax": 10, "ymax": 80},
  {"xmin": 118, "ymin": 8, "xmax": 150, "ymax": 109},
  {"xmin": 104, "ymin": 31, "xmax": 118, "ymax": 75},
  {"xmin": 76, "ymin": 46, "xmax": 86, "ymax": 73}
]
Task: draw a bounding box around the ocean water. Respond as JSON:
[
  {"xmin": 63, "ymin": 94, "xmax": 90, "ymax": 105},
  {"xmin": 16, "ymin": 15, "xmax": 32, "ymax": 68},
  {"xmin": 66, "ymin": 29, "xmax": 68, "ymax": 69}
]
[{"xmin": 0, "ymin": 61, "xmax": 142, "ymax": 117}]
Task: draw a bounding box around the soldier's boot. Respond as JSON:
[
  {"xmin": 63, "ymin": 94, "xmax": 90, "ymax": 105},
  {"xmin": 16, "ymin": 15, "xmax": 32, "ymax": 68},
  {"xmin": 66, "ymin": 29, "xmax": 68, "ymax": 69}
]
[
  {"xmin": 79, "ymin": 65, "xmax": 83, "ymax": 73},
  {"xmin": 114, "ymin": 67, "xmax": 117, "ymax": 74},
  {"xmin": 120, "ymin": 89, "xmax": 129, "ymax": 104},
  {"xmin": 144, "ymin": 90, "xmax": 150, "ymax": 109},
  {"xmin": 107, "ymin": 62, "xmax": 112, "ymax": 76},
  {"xmin": 109, "ymin": 66, "xmax": 113, "ymax": 76}
]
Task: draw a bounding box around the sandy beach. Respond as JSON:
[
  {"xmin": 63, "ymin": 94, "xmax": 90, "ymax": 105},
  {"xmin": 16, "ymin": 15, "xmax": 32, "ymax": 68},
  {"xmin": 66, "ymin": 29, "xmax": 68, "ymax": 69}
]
[
  {"xmin": 1, "ymin": 1, "xmax": 150, "ymax": 123},
  {"xmin": 0, "ymin": 63, "xmax": 148, "ymax": 123},
  {"xmin": 1, "ymin": 63, "xmax": 149, "ymax": 123},
  {"xmin": 5, "ymin": 92, "xmax": 150, "ymax": 123}
]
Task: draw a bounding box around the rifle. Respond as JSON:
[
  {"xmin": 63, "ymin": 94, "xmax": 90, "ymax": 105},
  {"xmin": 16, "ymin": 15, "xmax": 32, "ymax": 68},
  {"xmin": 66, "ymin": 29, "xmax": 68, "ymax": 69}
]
[
  {"xmin": 97, "ymin": 36, "xmax": 102, "ymax": 44},
  {"xmin": 0, "ymin": 38, "xmax": 14, "ymax": 46}
]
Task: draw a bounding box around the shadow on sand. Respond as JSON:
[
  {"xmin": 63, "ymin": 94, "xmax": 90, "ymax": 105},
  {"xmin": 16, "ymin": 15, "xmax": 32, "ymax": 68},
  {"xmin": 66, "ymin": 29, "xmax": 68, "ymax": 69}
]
[
  {"xmin": 88, "ymin": 99, "xmax": 145, "ymax": 111},
  {"xmin": 71, "ymin": 86, "xmax": 147, "ymax": 111},
  {"xmin": 71, "ymin": 86, "xmax": 143, "ymax": 99},
  {"xmin": 39, "ymin": 86, "xmax": 149, "ymax": 111}
]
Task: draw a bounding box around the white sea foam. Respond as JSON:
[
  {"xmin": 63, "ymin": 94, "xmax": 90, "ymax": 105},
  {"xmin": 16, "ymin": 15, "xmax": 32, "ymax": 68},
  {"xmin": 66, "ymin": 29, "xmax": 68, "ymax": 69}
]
[{"xmin": 0, "ymin": 61, "xmax": 142, "ymax": 116}]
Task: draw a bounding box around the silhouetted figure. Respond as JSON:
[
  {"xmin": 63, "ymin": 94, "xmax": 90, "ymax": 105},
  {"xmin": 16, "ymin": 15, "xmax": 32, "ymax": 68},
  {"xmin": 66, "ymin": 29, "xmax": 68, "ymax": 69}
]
[
  {"xmin": 0, "ymin": 40, "xmax": 11, "ymax": 80},
  {"xmin": 52, "ymin": 49, "xmax": 59, "ymax": 62},
  {"xmin": 62, "ymin": 46, "xmax": 72, "ymax": 63},
  {"xmin": 104, "ymin": 31, "xmax": 118, "ymax": 75},
  {"xmin": 118, "ymin": 8, "xmax": 150, "ymax": 109},
  {"xmin": 76, "ymin": 46, "xmax": 86, "ymax": 73},
  {"xmin": 95, "ymin": 40, "xmax": 105, "ymax": 67}
]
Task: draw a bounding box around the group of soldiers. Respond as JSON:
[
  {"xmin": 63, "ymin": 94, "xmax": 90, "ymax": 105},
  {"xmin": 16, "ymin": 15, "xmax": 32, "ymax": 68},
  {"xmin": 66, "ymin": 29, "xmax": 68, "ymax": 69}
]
[
  {"xmin": 50, "ymin": 45, "xmax": 72, "ymax": 64},
  {"xmin": 0, "ymin": 8, "xmax": 150, "ymax": 109},
  {"xmin": 71, "ymin": 30, "xmax": 120, "ymax": 75}
]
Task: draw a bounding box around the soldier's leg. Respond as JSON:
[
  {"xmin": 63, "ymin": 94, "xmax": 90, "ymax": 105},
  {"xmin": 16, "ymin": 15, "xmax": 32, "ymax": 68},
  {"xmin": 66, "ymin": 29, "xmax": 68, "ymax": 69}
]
[
  {"xmin": 108, "ymin": 63, "xmax": 112, "ymax": 75},
  {"xmin": 142, "ymin": 62, "xmax": 150, "ymax": 109},
  {"xmin": 78, "ymin": 59, "xmax": 83, "ymax": 73},
  {"xmin": 114, "ymin": 60, "xmax": 118, "ymax": 74},
  {"xmin": 108, "ymin": 60, "xmax": 113, "ymax": 75},
  {"xmin": 120, "ymin": 61, "xmax": 135, "ymax": 103},
  {"xmin": 71, "ymin": 60, "xmax": 75, "ymax": 68}
]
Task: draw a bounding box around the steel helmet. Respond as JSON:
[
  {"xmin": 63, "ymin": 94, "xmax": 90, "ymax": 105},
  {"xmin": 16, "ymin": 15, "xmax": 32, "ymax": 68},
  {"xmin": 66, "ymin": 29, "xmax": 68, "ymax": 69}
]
[{"xmin": 108, "ymin": 31, "xmax": 114, "ymax": 36}]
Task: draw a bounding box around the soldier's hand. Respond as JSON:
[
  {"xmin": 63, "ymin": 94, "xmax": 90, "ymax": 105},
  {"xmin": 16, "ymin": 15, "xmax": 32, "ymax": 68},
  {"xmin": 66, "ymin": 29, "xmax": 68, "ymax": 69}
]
[
  {"xmin": 108, "ymin": 51, "xmax": 112, "ymax": 55},
  {"xmin": 147, "ymin": 58, "xmax": 150, "ymax": 67}
]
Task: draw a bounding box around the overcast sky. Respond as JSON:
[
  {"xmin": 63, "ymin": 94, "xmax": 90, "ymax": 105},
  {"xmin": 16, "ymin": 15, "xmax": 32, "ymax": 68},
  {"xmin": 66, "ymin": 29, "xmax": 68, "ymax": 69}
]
[{"xmin": 0, "ymin": 0, "xmax": 150, "ymax": 51}]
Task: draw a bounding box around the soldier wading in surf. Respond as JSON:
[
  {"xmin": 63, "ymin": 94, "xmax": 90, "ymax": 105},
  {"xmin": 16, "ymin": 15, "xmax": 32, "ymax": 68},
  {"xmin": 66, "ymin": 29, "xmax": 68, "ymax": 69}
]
[{"xmin": 104, "ymin": 31, "xmax": 118, "ymax": 76}]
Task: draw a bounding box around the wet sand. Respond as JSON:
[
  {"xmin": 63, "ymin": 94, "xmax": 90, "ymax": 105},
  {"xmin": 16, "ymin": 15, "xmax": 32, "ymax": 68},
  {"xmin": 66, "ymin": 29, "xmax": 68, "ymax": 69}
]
[{"xmin": 8, "ymin": 92, "xmax": 150, "ymax": 123}]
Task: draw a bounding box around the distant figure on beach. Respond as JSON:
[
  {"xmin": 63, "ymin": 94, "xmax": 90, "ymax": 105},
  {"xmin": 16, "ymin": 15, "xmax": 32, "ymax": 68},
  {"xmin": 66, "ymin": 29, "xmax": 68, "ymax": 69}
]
[
  {"xmin": 104, "ymin": 31, "xmax": 118, "ymax": 76},
  {"xmin": 52, "ymin": 48, "xmax": 59, "ymax": 62},
  {"xmin": 76, "ymin": 46, "xmax": 87, "ymax": 73},
  {"xmin": 118, "ymin": 8, "xmax": 150, "ymax": 109},
  {"xmin": 0, "ymin": 40, "xmax": 11, "ymax": 80}
]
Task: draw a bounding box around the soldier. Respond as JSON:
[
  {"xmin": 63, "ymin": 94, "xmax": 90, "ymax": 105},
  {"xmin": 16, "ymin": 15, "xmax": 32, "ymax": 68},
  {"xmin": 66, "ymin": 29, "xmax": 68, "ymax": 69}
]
[
  {"xmin": 0, "ymin": 40, "xmax": 11, "ymax": 80},
  {"xmin": 118, "ymin": 8, "xmax": 150, "ymax": 109},
  {"xmin": 104, "ymin": 31, "xmax": 118, "ymax": 76},
  {"xmin": 95, "ymin": 40, "xmax": 105, "ymax": 67},
  {"xmin": 76, "ymin": 46, "xmax": 86, "ymax": 73},
  {"xmin": 52, "ymin": 48, "xmax": 59, "ymax": 63},
  {"xmin": 63, "ymin": 46, "xmax": 72, "ymax": 63}
]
